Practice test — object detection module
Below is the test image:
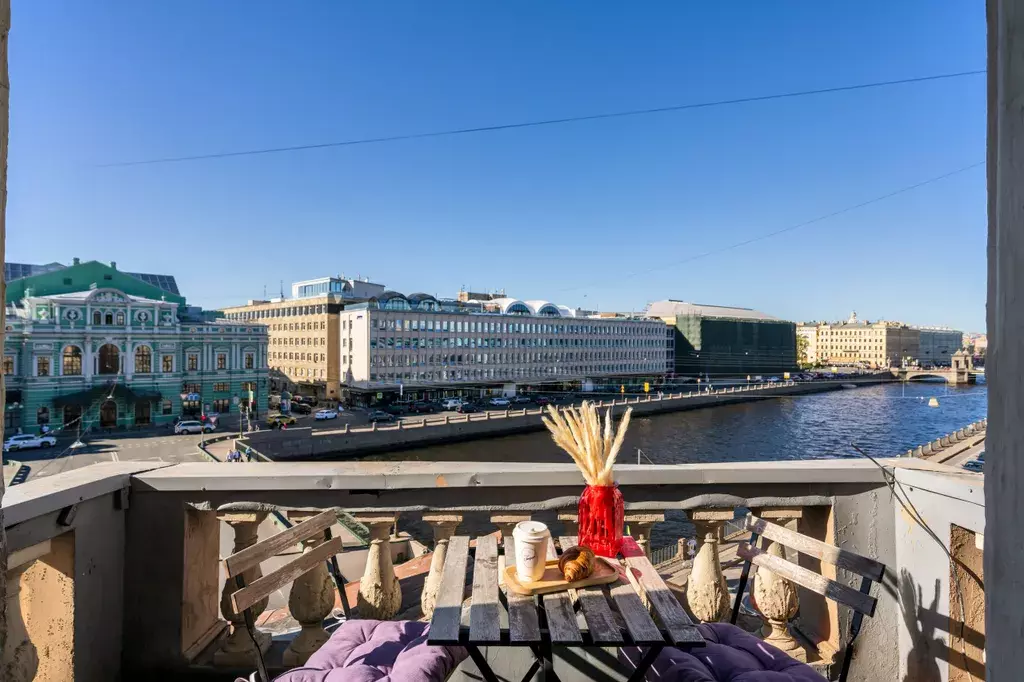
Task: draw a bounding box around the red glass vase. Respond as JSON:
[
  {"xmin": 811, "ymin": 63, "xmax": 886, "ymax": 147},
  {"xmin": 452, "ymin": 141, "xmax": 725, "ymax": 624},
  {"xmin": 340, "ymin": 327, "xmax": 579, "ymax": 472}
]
[{"xmin": 578, "ymin": 484, "xmax": 624, "ymax": 557}]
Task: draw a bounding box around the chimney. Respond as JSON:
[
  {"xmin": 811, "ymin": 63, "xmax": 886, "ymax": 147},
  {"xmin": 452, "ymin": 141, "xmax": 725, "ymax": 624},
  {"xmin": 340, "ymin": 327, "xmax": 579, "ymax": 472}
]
[
  {"xmin": 72, "ymin": 257, "xmax": 80, "ymax": 265},
  {"xmin": 110, "ymin": 261, "xmax": 117, "ymax": 270}
]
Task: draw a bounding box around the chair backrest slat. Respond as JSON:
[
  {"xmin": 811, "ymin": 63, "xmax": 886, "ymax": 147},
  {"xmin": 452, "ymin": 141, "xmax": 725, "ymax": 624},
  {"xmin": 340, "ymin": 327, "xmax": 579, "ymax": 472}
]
[
  {"xmin": 225, "ymin": 509, "xmax": 336, "ymax": 579},
  {"xmin": 745, "ymin": 514, "xmax": 885, "ymax": 581},
  {"xmin": 230, "ymin": 535, "xmax": 343, "ymax": 614},
  {"xmin": 737, "ymin": 542, "xmax": 877, "ymax": 617}
]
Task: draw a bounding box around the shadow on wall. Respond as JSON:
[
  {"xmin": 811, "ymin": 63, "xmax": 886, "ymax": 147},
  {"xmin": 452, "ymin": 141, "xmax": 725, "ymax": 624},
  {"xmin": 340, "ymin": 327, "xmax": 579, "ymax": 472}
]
[{"xmin": 898, "ymin": 569, "xmax": 985, "ymax": 682}]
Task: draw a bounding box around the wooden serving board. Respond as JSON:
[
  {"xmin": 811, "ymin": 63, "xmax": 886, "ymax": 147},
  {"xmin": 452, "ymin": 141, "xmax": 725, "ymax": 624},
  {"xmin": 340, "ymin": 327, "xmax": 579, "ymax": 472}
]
[{"xmin": 504, "ymin": 558, "xmax": 619, "ymax": 596}]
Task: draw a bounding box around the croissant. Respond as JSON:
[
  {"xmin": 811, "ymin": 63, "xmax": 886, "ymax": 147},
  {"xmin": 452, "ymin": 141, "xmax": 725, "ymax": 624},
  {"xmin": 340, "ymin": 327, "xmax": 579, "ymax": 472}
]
[{"xmin": 558, "ymin": 546, "xmax": 596, "ymax": 582}]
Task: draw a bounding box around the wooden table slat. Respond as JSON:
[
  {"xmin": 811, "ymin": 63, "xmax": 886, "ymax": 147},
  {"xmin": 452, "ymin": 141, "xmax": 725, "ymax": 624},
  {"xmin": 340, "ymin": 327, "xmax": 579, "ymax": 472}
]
[
  {"xmin": 470, "ymin": 534, "xmax": 501, "ymax": 643},
  {"xmin": 559, "ymin": 536, "xmax": 623, "ymax": 644},
  {"xmin": 621, "ymin": 536, "xmax": 704, "ymax": 645},
  {"xmin": 428, "ymin": 535, "xmax": 470, "ymax": 644},
  {"xmin": 608, "ymin": 574, "xmax": 665, "ymax": 645},
  {"xmin": 503, "ymin": 536, "xmax": 542, "ymax": 643},
  {"xmin": 541, "ymin": 535, "xmax": 581, "ymax": 643}
]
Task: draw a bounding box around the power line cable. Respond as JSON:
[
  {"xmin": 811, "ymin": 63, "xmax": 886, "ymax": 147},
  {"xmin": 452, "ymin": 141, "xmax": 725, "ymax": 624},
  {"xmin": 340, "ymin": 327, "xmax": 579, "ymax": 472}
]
[
  {"xmin": 557, "ymin": 160, "xmax": 985, "ymax": 294},
  {"xmin": 99, "ymin": 70, "xmax": 985, "ymax": 168}
]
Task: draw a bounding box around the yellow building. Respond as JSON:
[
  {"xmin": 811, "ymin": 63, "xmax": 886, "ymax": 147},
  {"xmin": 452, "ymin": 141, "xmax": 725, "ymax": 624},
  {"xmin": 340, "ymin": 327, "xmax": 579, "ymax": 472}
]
[{"xmin": 799, "ymin": 313, "xmax": 920, "ymax": 368}]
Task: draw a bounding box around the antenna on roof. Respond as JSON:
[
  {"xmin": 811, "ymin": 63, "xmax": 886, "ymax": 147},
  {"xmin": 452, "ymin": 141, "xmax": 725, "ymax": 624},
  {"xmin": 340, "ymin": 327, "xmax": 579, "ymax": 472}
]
[
  {"xmin": 279, "ymin": 280, "xmax": 284, "ymax": 299},
  {"xmin": 263, "ymin": 284, "xmax": 267, "ymax": 299}
]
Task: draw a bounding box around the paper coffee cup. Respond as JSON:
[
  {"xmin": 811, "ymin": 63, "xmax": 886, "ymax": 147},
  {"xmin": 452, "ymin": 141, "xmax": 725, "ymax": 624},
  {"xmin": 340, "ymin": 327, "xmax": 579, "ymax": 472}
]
[{"xmin": 512, "ymin": 520, "xmax": 551, "ymax": 583}]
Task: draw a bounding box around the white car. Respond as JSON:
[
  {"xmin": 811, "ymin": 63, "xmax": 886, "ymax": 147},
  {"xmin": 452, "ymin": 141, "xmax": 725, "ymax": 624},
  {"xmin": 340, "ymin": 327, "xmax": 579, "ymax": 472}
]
[
  {"xmin": 488, "ymin": 397, "xmax": 511, "ymax": 407},
  {"xmin": 175, "ymin": 420, "xmax": 214, "ymax": 435},
  {"xmin": 3, "ymin": 433, "xmax": 57, "ymax": 451},
  {"xmin": 315, "ymin": 409, "xmax": 339, "ymax": 420},
  {"xmin": 440, "ymin": 398, "xmax": 464, "ymax": 411}
]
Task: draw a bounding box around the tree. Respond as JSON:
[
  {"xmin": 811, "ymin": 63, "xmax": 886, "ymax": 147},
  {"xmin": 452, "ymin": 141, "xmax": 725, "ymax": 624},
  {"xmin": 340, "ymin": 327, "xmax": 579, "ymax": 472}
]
[{"xmin": 796, "ymin": 334, "xmax": 810, "ymax": 367}]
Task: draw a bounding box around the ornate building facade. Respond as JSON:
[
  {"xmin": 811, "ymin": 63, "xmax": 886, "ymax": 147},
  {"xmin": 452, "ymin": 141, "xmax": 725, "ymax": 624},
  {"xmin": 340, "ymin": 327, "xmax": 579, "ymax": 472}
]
[{"xmin": 3, "ymin": 260, "xmax": 268, "ymax": 433}]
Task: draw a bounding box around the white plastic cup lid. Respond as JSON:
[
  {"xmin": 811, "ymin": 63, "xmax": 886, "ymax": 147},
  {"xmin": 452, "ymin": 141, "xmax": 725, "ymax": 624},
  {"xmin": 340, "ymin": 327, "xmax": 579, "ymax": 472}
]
[{"xmin": 513, "ymin": 520, "xmax": 550, "ymax": 541}]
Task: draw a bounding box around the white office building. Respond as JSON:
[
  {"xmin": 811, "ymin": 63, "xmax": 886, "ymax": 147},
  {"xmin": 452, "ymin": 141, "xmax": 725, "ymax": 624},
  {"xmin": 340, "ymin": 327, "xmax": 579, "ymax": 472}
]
[{"xmin": 336, "ymin": 292, "xmax": 671, "ymax": 399}]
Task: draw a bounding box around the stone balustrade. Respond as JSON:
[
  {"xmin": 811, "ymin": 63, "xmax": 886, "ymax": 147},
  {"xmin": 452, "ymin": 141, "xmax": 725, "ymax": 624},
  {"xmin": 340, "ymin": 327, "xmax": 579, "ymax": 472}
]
[{"xmin": 3, "ymin": 456, "xmax": 982, "ymax": 681}]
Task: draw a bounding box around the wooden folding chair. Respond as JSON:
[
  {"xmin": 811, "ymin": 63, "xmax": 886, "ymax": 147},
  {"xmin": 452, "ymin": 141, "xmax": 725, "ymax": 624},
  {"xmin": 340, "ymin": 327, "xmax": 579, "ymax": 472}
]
[
  {"xmin": 223, "ymin": 509, "xmax": 347, "ymax": 682},
  {"xmin": 729, "ymin": 513, "xmax": 887, "ymax": 682}
]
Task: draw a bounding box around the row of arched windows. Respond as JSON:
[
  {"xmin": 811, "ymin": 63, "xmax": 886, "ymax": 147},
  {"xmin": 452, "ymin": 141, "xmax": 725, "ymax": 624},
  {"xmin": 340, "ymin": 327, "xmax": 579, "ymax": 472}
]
[{"xmin": 92, "ymin": 311, "xmax": 125, "ymax": 326}]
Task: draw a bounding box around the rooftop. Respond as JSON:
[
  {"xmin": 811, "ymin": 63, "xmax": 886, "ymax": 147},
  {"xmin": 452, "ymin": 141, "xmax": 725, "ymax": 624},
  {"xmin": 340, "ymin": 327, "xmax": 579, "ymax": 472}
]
[{"xmin": 644, "ymin": 300, "xmax": 781, "ymax": 322}]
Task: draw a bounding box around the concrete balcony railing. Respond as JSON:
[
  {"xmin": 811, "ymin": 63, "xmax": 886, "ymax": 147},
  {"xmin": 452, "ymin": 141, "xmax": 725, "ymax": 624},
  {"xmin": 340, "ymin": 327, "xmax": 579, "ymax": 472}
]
[{"xmin": 1, "ymin": 456, "xmax": 984, "ymax": 681}]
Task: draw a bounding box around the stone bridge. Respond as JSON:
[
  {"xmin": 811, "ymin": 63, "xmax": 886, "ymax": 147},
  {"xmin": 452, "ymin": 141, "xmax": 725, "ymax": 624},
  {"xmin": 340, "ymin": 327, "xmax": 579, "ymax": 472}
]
[{"xmin": 893, "ymin": 349, "xmax": 978, "ymax": 385}]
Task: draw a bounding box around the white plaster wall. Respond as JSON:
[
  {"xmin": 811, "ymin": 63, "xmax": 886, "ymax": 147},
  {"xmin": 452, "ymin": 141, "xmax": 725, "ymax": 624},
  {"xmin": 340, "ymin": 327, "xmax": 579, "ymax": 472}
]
[{"xmin": 893, "ymin": 468, "xmax": 984, "ymax": 682}]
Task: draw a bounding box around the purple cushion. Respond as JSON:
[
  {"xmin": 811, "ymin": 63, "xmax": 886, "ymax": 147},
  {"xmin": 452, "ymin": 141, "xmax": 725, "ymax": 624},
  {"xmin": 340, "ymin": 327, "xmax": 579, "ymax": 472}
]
[
  {"xmin": 273, "ymin": 620, "xmax": 466, "ymax": 682},
  {"xmin": 620, "ymin": 623, "xmax": 826, "ymax": 682}
]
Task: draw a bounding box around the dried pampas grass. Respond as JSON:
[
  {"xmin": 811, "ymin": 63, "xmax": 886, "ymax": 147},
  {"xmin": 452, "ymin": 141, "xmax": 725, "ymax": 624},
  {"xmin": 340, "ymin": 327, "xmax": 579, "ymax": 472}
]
[{"xmin": 542, "ymin": 401, "xmax": 632, "ymax": 486}]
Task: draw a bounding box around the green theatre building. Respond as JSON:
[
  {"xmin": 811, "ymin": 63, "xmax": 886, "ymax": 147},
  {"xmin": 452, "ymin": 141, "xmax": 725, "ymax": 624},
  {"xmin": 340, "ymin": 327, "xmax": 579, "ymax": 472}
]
[
  {"xmin": 3, "ymin": 260, "xmax": 268, "ymax": 433},
  {"xmin": 645, "ymin": 300, "xmax": 797, "ymax": 377}
]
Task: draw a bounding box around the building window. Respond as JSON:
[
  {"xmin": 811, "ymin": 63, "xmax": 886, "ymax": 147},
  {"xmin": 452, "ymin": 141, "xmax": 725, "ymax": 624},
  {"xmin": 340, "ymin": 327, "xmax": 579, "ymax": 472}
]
[
  {"xmin": 182, "ymin": 383, "xmax": 201, "ymax": 394},
  {"xmin": 214, "ymin": 382, "xmax": 229, "ymax": 392},
  {"xmin": 187, "ymin": 354, "xmax": 199, "ymax": 371},
  {"xmin": 212, "ymin": 398, "xmax": 231, "ymax": 413},
  {"xmin": 242, "ymin": 381, "xmax": 256, "ymax": 392},
  {"xmin": 162, "ymin": 355, "xmax": 174, "ymax": 372},
  {"xmin": 162, "ymin": 400, "xmax": 172, "ymax": 415},
  {"xmin": 93, "ymin": 310, "xmax": 101, "ymax": 326},
  {"xmin": 116, "ymin": 312, "xmax": 125, "ymax": 325},
  {"xmin": 62, "ymin": 346, "xmax": 83, "ymax": 375},
  {"xmin": 245, "ymin": 352, "xmax": 254, "ymax": 369},
  {"xmin": 105, "ymin": 312, "xmax": 113, "ymax": 325},
  {"xmin": 98, "ymin": 344, "xmax": 120, "ymax": 375},
  {"xmin": 217, "ymin": 353, "xmax": 227, "ymax": 370},
  {"xmin": 134, "ymin": 346, "xmax": 152, "ymax": 373},
  {"xmin": 37, "ymin": 357, "xmax": 51, "ymax": 377},
  {"xmin": 37, "ymin": 406, "xmax": 50, "ymax": 424},
  {"xmin": 3, "ymin": 356, "xmax": 13, "ymax": 375}
]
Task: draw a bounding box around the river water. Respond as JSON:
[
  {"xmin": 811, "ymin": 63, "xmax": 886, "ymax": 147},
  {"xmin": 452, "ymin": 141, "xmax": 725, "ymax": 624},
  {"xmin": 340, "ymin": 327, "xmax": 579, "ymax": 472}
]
[
  {"xmin": 367, "ymin": 381, "xmax": 987, "ymax": 465},
  {"xmin": 368, "ymin": 381, "xmax": 987, "ymax": 547}
]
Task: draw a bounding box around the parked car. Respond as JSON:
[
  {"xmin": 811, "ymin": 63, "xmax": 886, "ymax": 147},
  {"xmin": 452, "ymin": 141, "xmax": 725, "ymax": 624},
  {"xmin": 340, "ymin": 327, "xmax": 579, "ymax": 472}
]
[
  {"xmin": 511, "ymin": 395, "xmax": 532, "ymax": 405},
  {"xmin": 383, "ymin": 403, "xmax": 409, "ymax": 416},
  {"xmin": 266, "ymin": 414, "xmax": 297, "ymax": 428},
  {"xmin": 457, "ymin": 403, "xmax": 482, "ymax": 414},
  {"xmin": 440, "ymin": 398, "xmax": 464, "ymax": 411},
  {"xmin": 533, "ymin": 396, "xmax": 552, "ymax": 406},
  {"xmin": 314, "ymin": 409, "xmax": 339, "ymax": 421},
  {"xmin": 962, "ymin": 460, "xmax": 984, "ymax": 473},
  {"xmin": 291, "ymin": 402, "xmax": 313, "ymax": 415},
  {"xmin": 175, "ymin": 420, "xmax": 215, "ymax": 435},
  {"xmin": 411, "ymin": 400, "xmax": 437, "ymax": 414},
  {"xmin": 488, "ymin": 397, "xmax": 511, "ymax": 407},
  {"xmin": 367, "ymin": 410, "xmax": 396, "ymax": 423},
  {"xmin": 3, "ymin": 433, "xmax": 57, "ymax": 451}
]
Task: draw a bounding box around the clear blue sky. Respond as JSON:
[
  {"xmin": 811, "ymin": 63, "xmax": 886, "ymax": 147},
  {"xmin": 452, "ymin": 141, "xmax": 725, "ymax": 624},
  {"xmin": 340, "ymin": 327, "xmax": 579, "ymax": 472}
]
[{"xmin": 8, "ymin": 2, "xmax": 986, "ymax": 331}]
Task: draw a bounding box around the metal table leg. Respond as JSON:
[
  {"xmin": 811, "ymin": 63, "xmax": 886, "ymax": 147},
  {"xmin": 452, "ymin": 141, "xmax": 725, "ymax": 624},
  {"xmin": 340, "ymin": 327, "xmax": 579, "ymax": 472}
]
[{"xmin": 626, "ymin": 645, "xmax": 663, "ymax": 682}]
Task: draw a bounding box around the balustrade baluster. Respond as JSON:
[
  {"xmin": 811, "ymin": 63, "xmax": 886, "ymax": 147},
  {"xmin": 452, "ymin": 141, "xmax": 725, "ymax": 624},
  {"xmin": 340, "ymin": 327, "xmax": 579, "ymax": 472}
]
[
  {"xmin": 282, "ymin": 511, "xmax": 337, "ymax": 666},
  {"xmin": 421, "ymin": 514, "xmax": 462, "ymax": 618},
  {"xmin": 352, "ymin": 513, "xmax": 401, "ymax": 620},
  {"xmin": 624, "ymin": 512, "xmax": 665, "ymax": 559},
  {"xmin": 751, "ymin": 542, "xmax": 806, "ymax": 661},
  {"xmin": 685, "ymin": 508, "xmax": 732, "ymax": 622},
  {"xmin": 215, "ymin": 512, "xmax": 271, "ymax": 666}
]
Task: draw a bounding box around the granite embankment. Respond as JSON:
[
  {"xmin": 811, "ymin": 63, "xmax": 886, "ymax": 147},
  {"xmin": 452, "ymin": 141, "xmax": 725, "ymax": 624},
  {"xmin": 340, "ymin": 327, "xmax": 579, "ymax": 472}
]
[{"xmin": 241, "ymin": 375, "xmax": 896, "ymax": 461}]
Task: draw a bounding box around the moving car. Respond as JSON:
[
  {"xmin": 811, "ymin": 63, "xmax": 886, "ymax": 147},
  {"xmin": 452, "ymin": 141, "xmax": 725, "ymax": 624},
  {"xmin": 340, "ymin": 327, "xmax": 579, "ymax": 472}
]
[
  {"xmin": 457, "ymin": 403, "xmax": 482, "ymax": 414},
  {"xmin": 367, "ymin": 410, "xmax": 396, "ymax": 423},
  {"xmin": 533, "ymin": 396, "xmax": 552, "ymax": 406},
  {"xmin": 267, "ymin": 414, "xmax": 298, "ymax": 427},
  {"xmin": 314, "ymin": 409, "xmax": 339, "ymax": 421},
  {"xmin": 962, "ymin": 459, "xmax": 984, "ymax": 473},
  {"xmin": 3, "ymin": 433, "xmax": 57, "ymax": 451},
  {"xmin": 411, "ymin": 400, "xmax": 437, "ymax": 414},
  {"xmin": 175, "ymin": 420, "xmax": 215, "ymax": 435},
  {"xmin": 488, "ymin": 397, "xmax": 511, "ymax": 407},
  {"xmin": 511, "ymin": 395, "xmax": 532, "ymax": 405},
  {"xmin": 291, "ymin": 402, "xmax": 313, "ymax": 415},
  {"xmin": 440, "ymin": 398, "xmax": 464, "ymax": 411}
]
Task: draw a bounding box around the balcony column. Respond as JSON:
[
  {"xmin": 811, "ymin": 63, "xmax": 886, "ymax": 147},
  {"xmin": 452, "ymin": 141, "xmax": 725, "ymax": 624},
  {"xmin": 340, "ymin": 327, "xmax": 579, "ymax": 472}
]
[
  {"xmin": 420, "ymin": 514, "xmax": 462, "ymax": 619},
  {"xmin": 283, "ymin": 511, "xmax": 336, "ymax": 666},
  {"xmin": 624, "ymin": 512, "xmax": 665, "ymax": 559},
  {"xmin": 353, "ymin": 514, "xmax": 401, "ymax": 620},
  {"xmin": 751, "ymin": 507, "xmax": 804, "ymax": 552},
  {"xmin": 1, "ymin": 541, "xmax": 52, "ymax": 682},
  {"xmin": 751, "ymin": 541, "xmax": 805, "ymax": 661},
  {"xmin": 686, "ymin": 508, "xmax": 732, "ymax": 623},
  {"xmin": 214, "ymin": 512, "xmax": 271, "ymax": 666}
]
